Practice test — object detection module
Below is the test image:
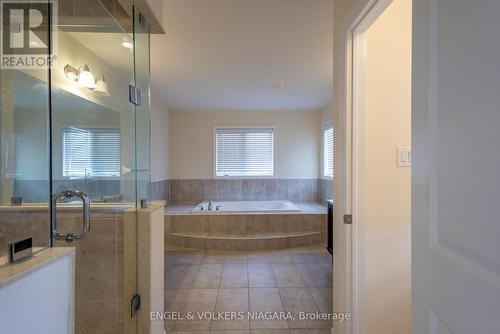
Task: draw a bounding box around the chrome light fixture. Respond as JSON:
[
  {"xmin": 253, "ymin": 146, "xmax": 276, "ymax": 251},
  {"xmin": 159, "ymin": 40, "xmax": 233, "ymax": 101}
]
[{"xmin": 64, "ymin": 64, "xmax": 108, "ymax": 92}]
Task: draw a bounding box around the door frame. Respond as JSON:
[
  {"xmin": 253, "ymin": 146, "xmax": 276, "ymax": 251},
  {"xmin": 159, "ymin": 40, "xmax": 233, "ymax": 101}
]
[{"xmin": 344, "ymin": 0, "xmax": 394, "ymax": 333}]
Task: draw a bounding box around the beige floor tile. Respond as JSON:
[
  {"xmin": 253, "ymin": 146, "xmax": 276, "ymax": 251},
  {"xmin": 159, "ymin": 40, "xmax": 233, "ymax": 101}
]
[
  {"xmin": 247, "ymin": 252, "xmax": 273, "ymax": 264},
  {"xmin": 192, "ymin": 264, "xmax": 224, "ymax": 288},
  {"xmin": 164, "ymin": 246, "xmax": 332, "ymax": 334},
  {"xmin": 202, "ymin": 253, "xmax": 227, "ymax": 264},
  {"xmin": 295, "ymin": 264, "xmax": 331, "ymax": 288},
  {"xmin": 224, "ymin": 253, "xmax": 249, "ymax": 263},
  {"xmin": 165, "ymin": 288, "xmax": 189, "ymax": 311},
  {"xmin": 289, "ymin": 330, "xmax": 331, "ymax": 334},
  {"xmin": 308, "ymin": 288, "xmax": 333, "ymax": 313},
  {"xmin": 165, "ymin": 288, "xmax": 190, "ymax": 331},
  {"xmin": 249, "ymin": 288, "xmax": 288, "ymax": 330},
  {"xmin": 172, "ymin": 289, "xmax": 218, "ymax": 331},
  {"xmin": 291, "ymin": 254, "xmax": 317, "ymax": 264},
  {"xmin": 279, "ymin": 288, "xmax": 331, "ymax": 329},
  {"xmin": 221, "ymin": 263, "xmax": 248, "ymax": 288},
  {"xmin": 270, "ymin": 252, "xmax": 295, "ymax": 264},
  {"xmin": 174, "ymin": 250, "xmax": 205, "ymax": 264},
  {"xmin": 166, "ymin": 264, "xmax": 200, "ymax": 288},
  {"xmin": 313, "ymin": 253, "xmax": 332, "ymax": 264},
  {"xmin": 272, "ymin": 264, "xmax": 306, "ymax": 287},
  {"xmin": 248, "ymin": 264, "xmax": 276, "ymax": 288},
  {"xmin": 212, "ymin": 288, "xmax": 250, "ymax": 330}
]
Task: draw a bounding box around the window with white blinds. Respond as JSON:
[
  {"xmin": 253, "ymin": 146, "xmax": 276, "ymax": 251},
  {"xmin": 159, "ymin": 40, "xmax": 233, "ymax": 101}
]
[
  {"xmin": 323, "ymin": 123, "xmax": 334, "ymax": 178},
  {"xmin": 215, "ymin": 127, "xmax": 274, "ymax": 177},
  {"xmin": 63, "ymin": 127, "xmax": 121, "ymax": 178}
]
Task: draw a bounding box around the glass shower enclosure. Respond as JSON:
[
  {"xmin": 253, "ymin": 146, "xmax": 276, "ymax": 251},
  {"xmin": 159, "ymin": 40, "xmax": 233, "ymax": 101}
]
[{"xmin": 0, "ymin": 0, "xmax": 150, "ymax": 333}]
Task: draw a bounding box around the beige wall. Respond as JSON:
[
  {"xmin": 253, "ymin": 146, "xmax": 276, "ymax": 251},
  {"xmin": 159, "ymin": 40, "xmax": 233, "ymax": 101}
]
[
  {"xmin": 151, "ymin": 97, "xmax": 170, "ymax": 182},
  {"xmin": 363, "ymin": 1, "xmax": 412, "ymax": 334},
  {"xmin": 169, "ymin": 109, "xmax": 321, "ymax": 179},
  {"xmin": 320, "ymin": 102, "xmax": 333, "ymax": 124}
]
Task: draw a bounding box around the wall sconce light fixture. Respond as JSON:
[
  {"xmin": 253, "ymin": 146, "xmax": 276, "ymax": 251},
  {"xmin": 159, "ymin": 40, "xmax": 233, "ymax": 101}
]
[
  {"xmin": 78, "ymin": 64, "xmax": 96, "ymax": 89},
  {"xmin": 64, "ymin": 64, "xmax": 108, "ymax": 92},
  {"xmin": 94, "ymin": 76, "xmax": 109, "ymax": 95},
  {"xmin": 64, "ymin": 64, "xmax": 79, "ymax": 81}
]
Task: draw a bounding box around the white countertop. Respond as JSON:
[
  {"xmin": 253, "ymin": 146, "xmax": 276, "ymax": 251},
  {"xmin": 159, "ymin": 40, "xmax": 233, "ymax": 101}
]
[{"xmin": 0, "ymin": 247, "xmax": 75, "ymax": 289}]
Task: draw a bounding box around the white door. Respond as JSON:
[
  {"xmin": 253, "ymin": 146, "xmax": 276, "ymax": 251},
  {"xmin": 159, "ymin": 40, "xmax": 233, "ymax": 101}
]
[{"xmin": 412, "ymin": 0, "xmax": 500, "ymax": 333}]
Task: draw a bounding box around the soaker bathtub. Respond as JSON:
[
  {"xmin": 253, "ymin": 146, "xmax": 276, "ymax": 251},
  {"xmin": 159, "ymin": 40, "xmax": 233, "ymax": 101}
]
[{"xmin": 191, "ymin": 200, "xmax": 301, "ymax": 214}]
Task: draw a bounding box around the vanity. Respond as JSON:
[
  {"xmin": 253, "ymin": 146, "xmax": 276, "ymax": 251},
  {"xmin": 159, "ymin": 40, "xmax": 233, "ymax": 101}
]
[{"xmin": 0, "ymin": 247, "xmax": 75, "ymax": 334}]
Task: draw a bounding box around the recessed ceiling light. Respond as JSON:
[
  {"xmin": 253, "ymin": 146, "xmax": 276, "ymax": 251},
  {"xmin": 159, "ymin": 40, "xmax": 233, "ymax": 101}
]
[{"xmin": 273, "ymin": 81, "xmax": 291, "ymax": 89}]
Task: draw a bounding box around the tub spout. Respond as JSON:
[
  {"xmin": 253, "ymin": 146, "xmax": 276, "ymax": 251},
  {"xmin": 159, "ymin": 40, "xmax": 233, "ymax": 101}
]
[{"xmin": 208, "ymin": 201, "xmax": 213, "ymax": 211}]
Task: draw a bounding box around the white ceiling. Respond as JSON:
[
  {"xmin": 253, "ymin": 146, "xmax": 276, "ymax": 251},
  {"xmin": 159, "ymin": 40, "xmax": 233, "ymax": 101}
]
[{"xmin": 151, "ymin": 0, "xmax": 333, "ymax": 111}]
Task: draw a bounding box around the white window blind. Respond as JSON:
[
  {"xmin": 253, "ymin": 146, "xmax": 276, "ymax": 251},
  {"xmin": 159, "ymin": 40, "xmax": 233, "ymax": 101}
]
[
  {"xmin": 323, "ymin": 123, "xmax": 334, "ymax": 178},
  {"xmin": 63, "ymin": 127, "xmax": 121, "ymax": 178},
  {"xmin": 215, "ymin": 127, "xmax": 274, "ymax": 177}
]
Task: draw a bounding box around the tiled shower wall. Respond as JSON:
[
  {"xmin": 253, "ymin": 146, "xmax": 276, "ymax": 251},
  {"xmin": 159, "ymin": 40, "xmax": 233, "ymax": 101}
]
[
  {"xmin": 0, "ymin": 205, "xmax": 134, "ymax": 334},
  {"xmin": 150, "ymin": 179, "xmax": 169, "ymax": 201},
  {"xmin": 151, "ymin": 179, "xmax": 334, "ymax": 204},
  {"xmin": 319, "ymin": 178, "xmax": 333, "ymax": 204}
]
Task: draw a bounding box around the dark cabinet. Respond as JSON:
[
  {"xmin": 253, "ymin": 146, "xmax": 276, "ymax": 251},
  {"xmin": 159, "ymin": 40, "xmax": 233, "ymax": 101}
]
[{"xmin": 327, "ymin": 200, "xmax": 333, "ymax": 255}]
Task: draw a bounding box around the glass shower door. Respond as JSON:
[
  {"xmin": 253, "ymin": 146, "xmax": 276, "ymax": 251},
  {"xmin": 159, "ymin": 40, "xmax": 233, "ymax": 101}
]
[{"xmin": 49, "ymin": 1, "xmax": 140, "ymax": 333}]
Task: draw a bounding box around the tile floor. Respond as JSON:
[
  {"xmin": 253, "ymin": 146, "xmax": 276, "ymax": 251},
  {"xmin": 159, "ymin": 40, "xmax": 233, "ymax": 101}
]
[{"xmin": 165, "ymin": 244, "xmax": 333, "ymax": 334}]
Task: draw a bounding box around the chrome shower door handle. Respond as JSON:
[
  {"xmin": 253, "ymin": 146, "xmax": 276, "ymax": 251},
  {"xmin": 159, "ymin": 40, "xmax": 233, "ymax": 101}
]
[{"xmin": 51, "ymin": 189, "xmax": 91, "ymax": 242}]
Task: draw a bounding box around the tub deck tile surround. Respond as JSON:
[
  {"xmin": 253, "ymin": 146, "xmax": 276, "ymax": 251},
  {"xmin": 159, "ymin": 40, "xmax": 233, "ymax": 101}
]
[{"xmin": 164, "ymin": 202, "xmax": 327, "ymax": 251}]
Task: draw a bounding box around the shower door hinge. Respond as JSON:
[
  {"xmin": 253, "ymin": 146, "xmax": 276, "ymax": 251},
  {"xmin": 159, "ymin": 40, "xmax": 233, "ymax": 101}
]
[
  {"xmin": 139, "ymin": 13, "xmax": 146, "ymax": 27},
  {"xmin": 131, "ymin": 294, "xmax": 141, "ymax": 317},
  {"xmin": 343, "ymin": 214, "xmax": 352, "ymax": 225},
  {"xmin": 129, "ymin": 85, "xmax": 142, "ymax": 106}
]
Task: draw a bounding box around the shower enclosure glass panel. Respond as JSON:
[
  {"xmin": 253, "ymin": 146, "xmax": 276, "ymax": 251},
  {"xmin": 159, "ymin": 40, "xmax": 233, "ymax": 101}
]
[
  {"xmin": 133, "ymin": 8, "xmax": 151, "ymax": 206},
  {"xmin": 0, "ymin": 28, "xmax": 51, "ymax": 262},
  {"xmin": 1, "ymin": 0, "xmax": 151, "ymax": 333},
  {"xmin": 50, "ymin": 5, "xmax": 135, "ymax": 204}
]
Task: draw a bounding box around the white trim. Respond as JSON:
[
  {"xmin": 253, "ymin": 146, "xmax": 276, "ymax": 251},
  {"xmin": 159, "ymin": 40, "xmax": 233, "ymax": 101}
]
[
  {"xmin": 213, "ymin": 125, "xmax": 276, "ymax": 179},
  {"xmin": 345, "ymin": 1, "xmax": 394, "ymax": 334}
]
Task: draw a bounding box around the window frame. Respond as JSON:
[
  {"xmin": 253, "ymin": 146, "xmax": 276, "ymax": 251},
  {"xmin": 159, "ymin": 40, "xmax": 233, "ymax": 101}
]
[
  {"xmin": 213, "ymin": 125, "xmax": 276, "ymax": 179},
  {"xmin": 322, "ymin": 120, "xmax": 334, "ymax": 180}
]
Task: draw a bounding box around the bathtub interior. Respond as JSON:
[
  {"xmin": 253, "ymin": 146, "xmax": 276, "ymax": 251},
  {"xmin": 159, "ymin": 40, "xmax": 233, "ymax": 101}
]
[{"xmin": 192, "ymin": 200, "xmax": 302, "ymax": 214}]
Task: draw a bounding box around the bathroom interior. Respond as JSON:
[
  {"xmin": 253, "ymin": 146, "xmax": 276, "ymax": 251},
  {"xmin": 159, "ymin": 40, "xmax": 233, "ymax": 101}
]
[{"xmin": 0, "ymin": 0, "xmax": 334, "ymax": 333}]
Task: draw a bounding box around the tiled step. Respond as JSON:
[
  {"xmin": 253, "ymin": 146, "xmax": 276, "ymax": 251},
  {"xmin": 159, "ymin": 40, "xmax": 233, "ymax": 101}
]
[{"xmin": 168, "ymin": 231, "xmax": 321, "ymax": 251}]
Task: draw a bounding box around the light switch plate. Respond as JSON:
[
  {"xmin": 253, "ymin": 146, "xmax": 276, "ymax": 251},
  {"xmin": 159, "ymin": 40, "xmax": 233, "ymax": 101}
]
[{"xmin": 397, "ymin": 146, "xmax": 411, "ymax": 167}]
